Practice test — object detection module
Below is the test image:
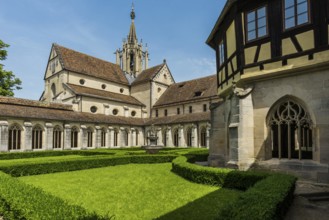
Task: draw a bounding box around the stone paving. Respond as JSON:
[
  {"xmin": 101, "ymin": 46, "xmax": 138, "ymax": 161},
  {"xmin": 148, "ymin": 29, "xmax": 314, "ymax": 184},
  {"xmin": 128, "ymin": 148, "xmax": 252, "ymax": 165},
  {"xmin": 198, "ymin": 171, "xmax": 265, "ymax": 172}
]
[{"xmin": 285, "ymin": 181, "xmax": 329, "ymax": 220}]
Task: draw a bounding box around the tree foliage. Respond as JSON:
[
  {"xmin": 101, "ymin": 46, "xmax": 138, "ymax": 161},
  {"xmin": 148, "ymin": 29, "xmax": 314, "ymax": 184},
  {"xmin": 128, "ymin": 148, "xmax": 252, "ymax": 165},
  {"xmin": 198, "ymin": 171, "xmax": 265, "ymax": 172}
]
[{"xmin": 0, "ymin": 40, "xmax": 22, "ymax": 96}]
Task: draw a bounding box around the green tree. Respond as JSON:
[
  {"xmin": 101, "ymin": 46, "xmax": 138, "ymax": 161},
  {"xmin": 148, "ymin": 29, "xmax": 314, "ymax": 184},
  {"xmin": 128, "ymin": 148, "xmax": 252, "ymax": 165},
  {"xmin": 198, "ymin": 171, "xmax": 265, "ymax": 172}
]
[{"xmin": 0, "ymin": 40, "xmax": 22, "ymax": 96}]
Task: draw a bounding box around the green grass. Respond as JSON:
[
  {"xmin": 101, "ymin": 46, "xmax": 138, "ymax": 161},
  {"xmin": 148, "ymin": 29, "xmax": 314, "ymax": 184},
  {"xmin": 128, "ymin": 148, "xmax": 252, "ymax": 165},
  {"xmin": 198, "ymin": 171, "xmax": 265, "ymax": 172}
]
[{"xmin": 20, "ymin": 163, "xmax": 241, "ymax": 220}]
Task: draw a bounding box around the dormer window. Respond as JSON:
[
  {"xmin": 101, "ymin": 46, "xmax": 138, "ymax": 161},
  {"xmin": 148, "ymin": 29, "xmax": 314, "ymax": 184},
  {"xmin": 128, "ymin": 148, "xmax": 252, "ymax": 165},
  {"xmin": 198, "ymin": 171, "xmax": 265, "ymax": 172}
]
[
  {"xmin": 194, "ymin": 91, "xmax": 203, "ymax": 97},
  {"xmin": 246, "ymin": 6, "xmax": 268, "ymax": 42},
  {"xmin": 218, "ymin": 40, "xmax": 225, "ymax": 66},
  {"xmin": 284, "ymin": 0, "xmax": 309, "ymax": 30}
]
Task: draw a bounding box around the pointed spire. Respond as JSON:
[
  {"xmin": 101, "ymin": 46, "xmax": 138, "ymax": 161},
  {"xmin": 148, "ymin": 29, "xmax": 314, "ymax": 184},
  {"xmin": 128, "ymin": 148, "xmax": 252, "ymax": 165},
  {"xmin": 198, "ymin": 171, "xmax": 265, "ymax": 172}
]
[{"xmin": 128, "ymin": 3, "xmax": 137, "ymax": 43}]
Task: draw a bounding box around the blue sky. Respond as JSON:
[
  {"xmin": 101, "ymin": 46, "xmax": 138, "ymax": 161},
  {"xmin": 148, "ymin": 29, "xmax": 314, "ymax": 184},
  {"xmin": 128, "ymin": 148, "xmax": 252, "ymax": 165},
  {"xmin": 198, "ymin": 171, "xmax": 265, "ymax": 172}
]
[{"xmin": 0, "ymin": 0, "xmax": 224, "ymax": 100}]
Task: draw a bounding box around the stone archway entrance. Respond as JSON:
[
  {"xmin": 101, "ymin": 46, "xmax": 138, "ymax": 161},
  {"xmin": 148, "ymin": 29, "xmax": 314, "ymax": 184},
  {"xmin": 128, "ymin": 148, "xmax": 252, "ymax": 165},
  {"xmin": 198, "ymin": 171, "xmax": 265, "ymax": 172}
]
[{"xmin": 269, "ymin": 100, "xmax": 313, "ymax": 160}]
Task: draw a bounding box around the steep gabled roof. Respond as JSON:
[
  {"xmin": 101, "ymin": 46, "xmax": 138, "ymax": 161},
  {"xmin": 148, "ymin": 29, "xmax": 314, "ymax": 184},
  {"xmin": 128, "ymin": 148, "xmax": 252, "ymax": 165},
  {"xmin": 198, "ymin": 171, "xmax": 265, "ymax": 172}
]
[
  {"xmin": 131, "ymin": 64, "xmax": 165, "ymax": 85},
  {"xmin": 53, "ymin": 44, "xmax": 128, "ymax": 85},
  {"xmin": 153, "ymin": 75, "xmax": 218, "ymax": 107},
  {"xmin": 65, "ymin": 83, "xmax": 145, "ymax": 106}
]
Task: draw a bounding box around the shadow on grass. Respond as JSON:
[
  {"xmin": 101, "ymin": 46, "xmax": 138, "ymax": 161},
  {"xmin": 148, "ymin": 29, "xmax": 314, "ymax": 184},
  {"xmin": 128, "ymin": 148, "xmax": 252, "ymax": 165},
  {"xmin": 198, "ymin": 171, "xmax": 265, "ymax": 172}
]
[{"xmin": 155, "ymin": 188, "xmax": 241, "ymax": 220}]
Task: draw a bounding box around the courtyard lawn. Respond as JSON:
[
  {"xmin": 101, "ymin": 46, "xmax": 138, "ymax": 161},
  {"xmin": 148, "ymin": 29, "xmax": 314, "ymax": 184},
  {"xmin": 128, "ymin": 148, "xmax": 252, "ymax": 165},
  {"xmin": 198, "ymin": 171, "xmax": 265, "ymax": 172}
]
[{"xmin": 20, "ymin": 163, "xmax": 241, "ymax": 220}]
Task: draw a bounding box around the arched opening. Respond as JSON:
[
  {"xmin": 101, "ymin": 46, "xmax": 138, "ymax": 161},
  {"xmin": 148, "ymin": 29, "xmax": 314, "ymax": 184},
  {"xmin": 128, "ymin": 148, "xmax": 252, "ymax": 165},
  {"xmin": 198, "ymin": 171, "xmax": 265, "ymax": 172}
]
[
  {"xmin": 53, "ymin": 126, "xmax": 62, "ymax": 149},
  {"xmin": 201, "ymin": 127, "xmax": 207, "ymax": 148},
  {"xmin": 135, "ymin": 129, "xmax": 139, "ymax": 146},
  {"xmin": 51, "ymin": 83, "xmax": 56, "ymax": 98},
  {"xmin": 101, "ymin": 128, "xmax": 106, "ymax": 147},
  {"xmin": 114, "ymin": 129, "xmax": 119, "ymax": 146},
  {"xmin": 269, "ymin": 99, "xmax": 313, "ymax": 160},
  {"xmin": 8, "ymin": 124, "xmax": 22, "ymax": 150},
  {"xmin": 187, "ymin": 128, "xmax": 192, "ymax": 147},
  {"xmin": 71, "ymin": 127, "xmax": 79, "ymax": 148},
  {"xmin": 32, "ymin": 125, "xmax": 43, "ymax": 149},
  {"xmin": 173, "ymin": 129, "xmax": 179, "ymax": 147},
  {"xmin": 87, "ymin": 128, "xmax": 93, "ymax": 148}
]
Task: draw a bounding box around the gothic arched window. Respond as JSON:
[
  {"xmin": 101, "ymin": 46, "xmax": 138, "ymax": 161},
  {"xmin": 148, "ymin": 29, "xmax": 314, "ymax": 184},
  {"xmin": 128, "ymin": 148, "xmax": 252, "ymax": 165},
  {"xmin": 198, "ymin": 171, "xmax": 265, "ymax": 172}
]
[
  {"xmin": 8, "ymin": 124, "xmax": 21, "ymax": 150},
  {"xmin": 32, "ymin": 125, "xmax": 43, "ymax": 149},
  {"xmin": 101, "ymin": 128, "xmax": 106, "ymax": 147},
  {"xmin": 269, "ymin": 100, "xmax": 313, "ymax": 160},
  {"xmin": 71, "ymin": 127, "xmax": 79, "ymax": 148},
  {"xmin": 53, "ymin": 126, "xmax": 62, "ymax": 149},
  {"xmin": 87, "ymin": 128, "xmax": 93, "ymax": 148},
  {"xmin": 201, "ymin": 127, "xmax": 207, "ymax": 148},
  {"xmin": 114, "ymin": 129, "xmax": 118, "ymax": 146},
  {"xmin": 187, "ymin": 128, "xmax": 192, "ymax": 147},
  {"xmin": 173, "ymin": 129, "xmax": 179, "ymax": 147}
]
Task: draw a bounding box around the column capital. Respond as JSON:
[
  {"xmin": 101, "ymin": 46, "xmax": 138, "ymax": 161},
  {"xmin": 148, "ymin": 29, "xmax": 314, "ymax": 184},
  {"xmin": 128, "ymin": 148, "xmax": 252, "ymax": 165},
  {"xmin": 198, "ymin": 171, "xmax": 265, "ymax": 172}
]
[
  {"xmin": 24, "ymin": 122, "xmax": 33, "ymax": 127},
  {"xmin": 0, "ymin": 120, "xmax": 8, "ymax": 126}
]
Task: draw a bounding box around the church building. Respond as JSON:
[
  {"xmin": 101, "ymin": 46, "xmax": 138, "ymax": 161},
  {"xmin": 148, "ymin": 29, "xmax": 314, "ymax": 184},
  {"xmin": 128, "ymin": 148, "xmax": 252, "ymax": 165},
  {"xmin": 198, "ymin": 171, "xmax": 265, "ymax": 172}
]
[
  {"xmin": 207, "ymin": 0, "xmax": 329, "ymax": 183},
  {"xmin": 0, "ymin": 7, "xmax": 218, "ymax": 152}
]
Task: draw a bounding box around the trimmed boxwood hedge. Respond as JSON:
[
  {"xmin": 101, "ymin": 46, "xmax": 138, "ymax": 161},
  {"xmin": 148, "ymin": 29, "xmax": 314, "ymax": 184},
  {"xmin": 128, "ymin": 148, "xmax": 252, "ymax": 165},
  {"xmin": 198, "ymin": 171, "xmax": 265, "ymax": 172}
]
[
  {"xmin": 0, "ymin": 155, "xmax": 177, "ymax": 177},
  {"xmin": 217, "ymin": 174, "xmax": 297, "ymax": 220},
  {"xmin": 0, "ymin": 172, "xmax": 109, "ymax": 220},
  {"xmin": 171, "ymin": 156, "xmax": 297, "ymax": 220},
  {"xmin": 0, "ymin": 150, "xmax": 112, "ymax": 160}
]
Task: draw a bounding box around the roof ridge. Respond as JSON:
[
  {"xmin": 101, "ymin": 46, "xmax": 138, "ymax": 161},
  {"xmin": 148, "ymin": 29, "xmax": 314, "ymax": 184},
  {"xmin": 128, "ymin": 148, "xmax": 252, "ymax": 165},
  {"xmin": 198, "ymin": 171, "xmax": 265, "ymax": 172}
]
[
  {"xmin": 53, "ymin": 43, "xmax": 120, "ymax": 68},
  {"xmin": 175, "ymin": 74, "xmax": 216, "ymax": 85}
]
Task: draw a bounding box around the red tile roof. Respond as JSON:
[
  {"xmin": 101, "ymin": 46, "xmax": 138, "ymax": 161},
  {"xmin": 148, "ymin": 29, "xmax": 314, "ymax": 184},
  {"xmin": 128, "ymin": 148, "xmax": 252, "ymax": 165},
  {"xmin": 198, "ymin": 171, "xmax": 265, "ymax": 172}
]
[
  {"xmin": 145, "ymin": 112, "xmax": 210, "ymax": 125},
  {"xmin": 153, "ymin": 75, "xmax": 218, "ymax": 107},
  {"xmin": 131, "ymin": 64, "xmax": 165, "ymax": 85},
  {"xmin": 65, "ymin": 84, "xmax": 144, "ymax": 106},
  {"xmin": 53, "ymin": 44, "xmax": 128, "ymax": 85},
  {"xmin": 0, "ymin": 97, "xmax": 145, "ymax": 126}
]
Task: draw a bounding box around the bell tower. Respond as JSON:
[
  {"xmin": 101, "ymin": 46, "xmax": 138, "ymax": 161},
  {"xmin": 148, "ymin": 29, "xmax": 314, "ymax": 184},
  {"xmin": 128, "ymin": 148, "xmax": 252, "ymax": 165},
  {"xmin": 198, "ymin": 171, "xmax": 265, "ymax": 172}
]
[{"xmin": 115, "ymin": 4, "xmax": 149, "ymax": 77}]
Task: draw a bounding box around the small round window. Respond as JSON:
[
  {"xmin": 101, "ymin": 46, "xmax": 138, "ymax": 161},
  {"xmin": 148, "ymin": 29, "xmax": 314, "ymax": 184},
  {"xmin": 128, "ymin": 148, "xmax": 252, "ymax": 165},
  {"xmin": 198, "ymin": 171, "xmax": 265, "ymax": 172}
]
[
  {"xmin": 131, "ymin": 111, "xmax": 136, "ymax": 117},
  {"xmin": 90, "ymin": 106, "xmax": 97, "ymax": 113},
  {"xmin": 79, "ymin": 79, "xmax": 85, "ymax": 85},
  {"xmin": 101, "ymin": 84, "xmax": 106, "ymax": 89},
  {"xmin": 120, "ymin": 88, "xmax": 124, "ymax": 93},
  {"xmin": 112, "ymin": 109, "xmax": 118, "ymax": 115}
]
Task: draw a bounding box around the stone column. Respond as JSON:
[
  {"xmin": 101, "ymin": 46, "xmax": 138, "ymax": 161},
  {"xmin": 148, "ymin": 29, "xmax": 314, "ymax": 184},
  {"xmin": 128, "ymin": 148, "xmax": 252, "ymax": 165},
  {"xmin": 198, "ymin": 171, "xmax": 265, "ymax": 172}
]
[
  {"xmin": 108, "ymin": 127, "xmax": 114, "ymax": 148},
  {"xmin": 131, "ymin": 128, "xmax": 136, "ymax": 146},
  {"xmin": 95, "ymin": 126, "xmax": 101, "ymax": 148},
  {"xmin": 192, "ymin": 125, "xmax": 198, "ymax": 148},
  {"xmin": 178, "ymin": 125, "xmax": 185, "ymax": 147},
  {"xmin": 120, "ymin": 127, "xmax": 126, "ymax": 147},
  {"xmin": 166, "ymin": 127, "xmax": 173, "ymax": 147},
  {"xmin": 63, "ymin": 124, "xmax": 71, "ymax": 150},
  {"xmin": 45, "ymin": 122, "xmax": 53, "ymax": 150},
  {"xmin": 157, "ymin": 128, "xmax": 163, "ymax": 145},
  {"xmin": 206, "ymin": 125, "xmax": 210, "ymax": 149},
  {"xmin": 80, "ymin": 125, "xmax": 87, "ymax": 149},
  {"xmin": 0, "ymin": 121, "xmax": 9, "ymax": 152},
  {"xmin": 24, "ymin": 122, "xmax": 33, "ymax": 151}
]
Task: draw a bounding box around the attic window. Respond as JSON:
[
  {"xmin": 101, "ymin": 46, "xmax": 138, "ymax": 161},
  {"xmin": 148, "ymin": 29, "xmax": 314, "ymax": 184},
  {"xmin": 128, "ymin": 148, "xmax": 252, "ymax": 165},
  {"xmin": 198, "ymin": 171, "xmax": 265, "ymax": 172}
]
[
  {"xmin": 101, "ymin": 84, "xmax": 106, "ymax": 89},
  {"xmin": 112, "ymin": 109, "xmax": 118, "ymax": 115},
  {"xmin": 120, "ymin": 88, "xmax": 124, "ymax": 93},
  {"xmin": 194, "ymin": 91, "xmax": 203, "ymax": 97},
  {"xmin": 178, "ymin": 84, "xmax": 185, "ymax": 88},
  {"xmin": 79, "ymin": 79, "xmax": 85, "ymax": 85}
]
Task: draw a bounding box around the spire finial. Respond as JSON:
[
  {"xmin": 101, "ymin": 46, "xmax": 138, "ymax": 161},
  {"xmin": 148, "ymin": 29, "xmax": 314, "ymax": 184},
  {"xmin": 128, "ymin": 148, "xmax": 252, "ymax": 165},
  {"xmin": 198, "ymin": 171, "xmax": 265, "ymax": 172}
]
[{"xmin": 130, "ymin": 2, "xmax": 135, "ymax": 20}]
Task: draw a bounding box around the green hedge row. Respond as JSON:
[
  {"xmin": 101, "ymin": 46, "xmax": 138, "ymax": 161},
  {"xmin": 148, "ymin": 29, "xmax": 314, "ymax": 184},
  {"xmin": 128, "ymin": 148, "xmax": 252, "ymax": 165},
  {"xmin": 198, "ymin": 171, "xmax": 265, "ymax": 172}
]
[
  {"xmin": 217, "ymin": 174, "xmax": 297, "ymax": 220},
  {"xmin": 0, "ymin": 149, "xmax": 112, "ymax": 160},
  {"xmin": 172, "ymin": 156, "xmax": 268, "ymax": 189},
  {"xmin": 0, "ymin": 172, "xmax": 109, "ymax": 220},
  {"xmin": 171, "ymin": 156, "xmax": 297, "ymax": 219},
  {"xmin": 0, "ymin": 155, "xmax": 177, "ymax": 177}
]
